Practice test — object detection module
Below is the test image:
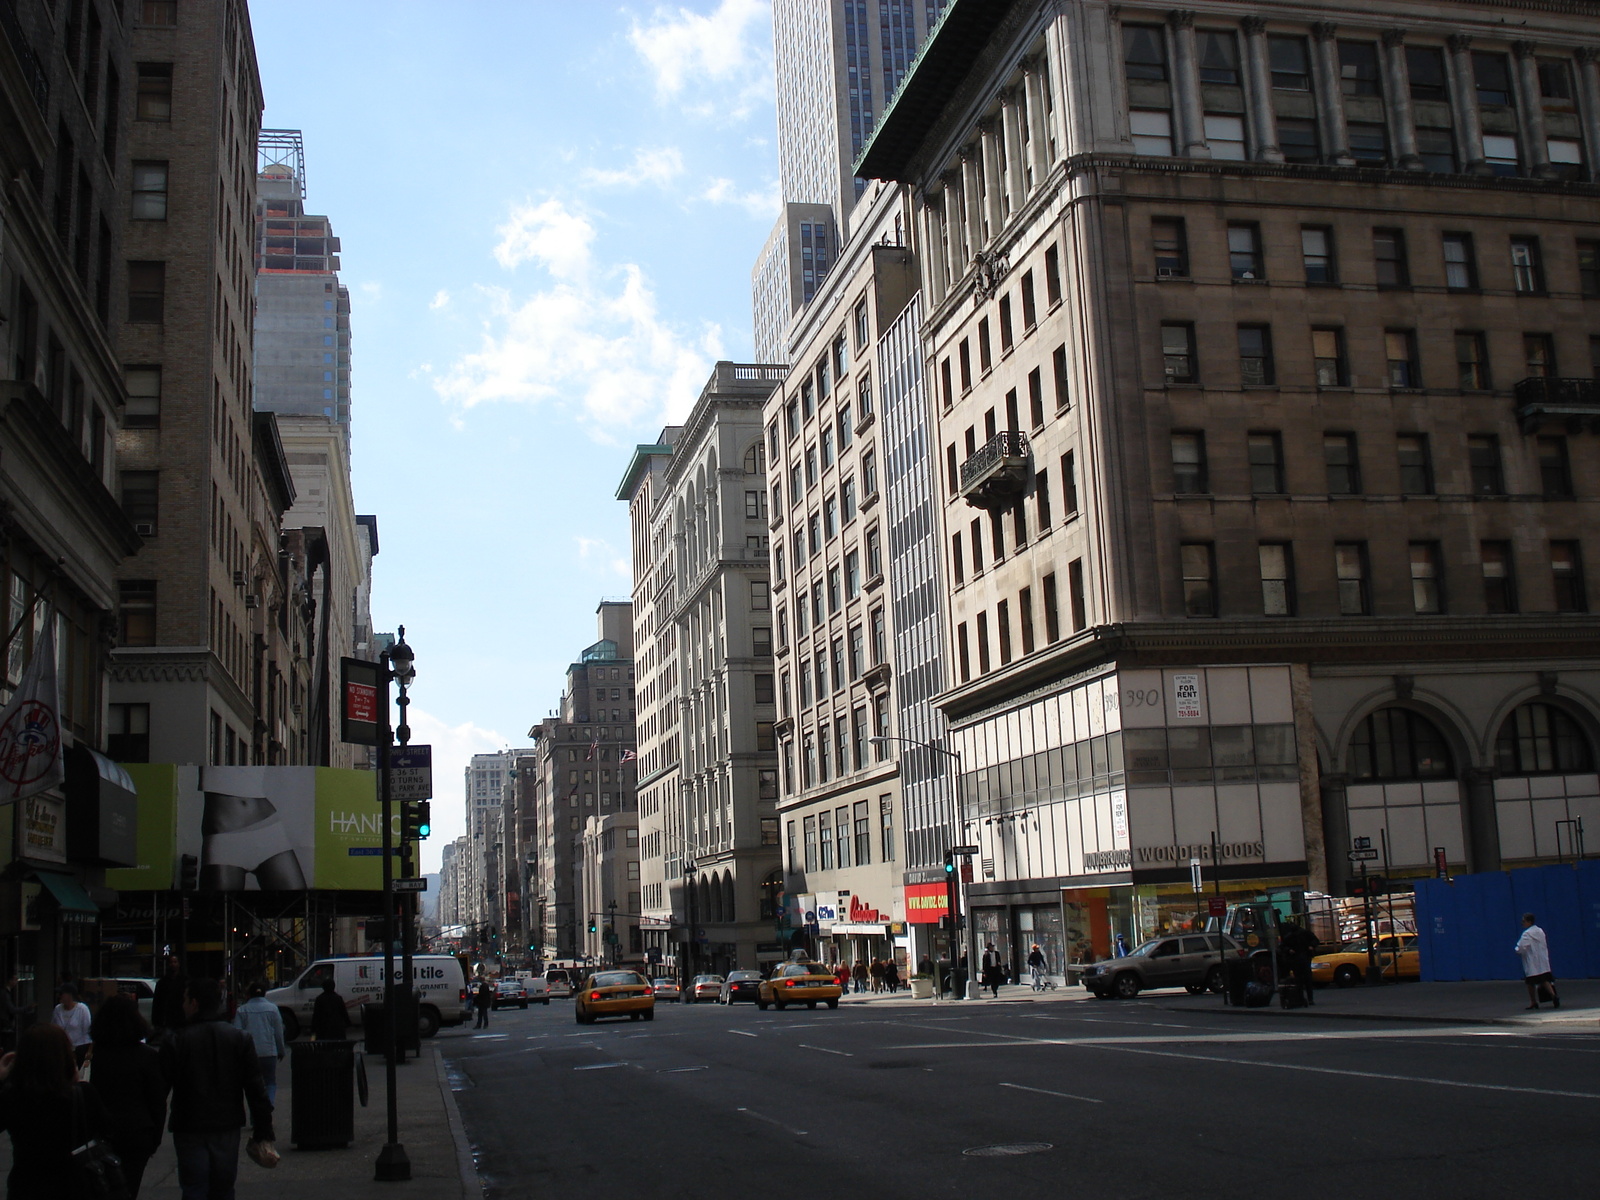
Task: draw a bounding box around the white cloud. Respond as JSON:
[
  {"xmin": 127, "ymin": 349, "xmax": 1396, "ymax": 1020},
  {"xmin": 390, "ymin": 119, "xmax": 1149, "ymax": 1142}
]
[
  {"xmin": 434, "ymin": 199, "xmax": 723, "ymax": 433},
  {"xmin": 360, "ymin": 280, "xmax": 383, "ymax": 299},
  {"xmin": 629, "ymin": 0, "xmax": 772, "ymax": 118},
  {"xmin": 404, "ymin": 707, "xmax": 513, "ymax": 870},
  {"xmin": 493, "ymin": 198, "xmax": 596, "ymax": 279},
  {"xmin": 430, "ymin": 289, "xmax": 451, "ymax": 310},
  {"xmin": 702, "ymin": 175, "xmax": 779, "ymax": 219},
  {"xmin": 574, "ymin": 536, "xmax": 633, "ymax": 580},
  {"xmin": 582, "ymin": 146, "xmax": 685, "ymax": 189}
]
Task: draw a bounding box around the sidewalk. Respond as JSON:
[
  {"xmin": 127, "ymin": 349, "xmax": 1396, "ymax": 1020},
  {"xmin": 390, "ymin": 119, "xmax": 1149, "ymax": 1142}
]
[{"xmin": 0, "ymin": 1040, "xmax": 476, "ymax": 1200}]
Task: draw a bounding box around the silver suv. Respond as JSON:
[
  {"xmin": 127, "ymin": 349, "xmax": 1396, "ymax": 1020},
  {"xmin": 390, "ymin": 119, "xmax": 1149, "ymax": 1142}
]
[{"xmin": 1082, "ymin": 934, "xmax": 1244, "ymax": 999}]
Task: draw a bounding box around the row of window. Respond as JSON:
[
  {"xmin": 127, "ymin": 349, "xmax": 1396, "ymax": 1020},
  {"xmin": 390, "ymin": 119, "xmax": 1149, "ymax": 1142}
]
[
  {"xmin": 1160, "ymin": 321, "xmax": 1600, "ymax": 391},
  {"xmin": 953, "ymin": 564, "xmax": 1087, "ymax": 685},
  {"xmin": 781, "ymin": 607, "xmax": 890, "ymax": 707},
  {"xmin": 1155, "ymin": 218, "xmax": 1594, "ymax": 297},
  {"xmin": 789, "ymin": 796, "xmax": 897, "ymax": 874},
  {"xmin": 792, "ymin": 698, "xmax": 893, "ymax": 792},
  {"xmin": 1179, "ymin": 538, "xmax": 1587, "ymax": 618},
  {"xmin": 1347, "ymin": 702, "xmax": 1592, "ymax": 781},
  {"xmin": 1171, "ymin": 430, "xmax": 1580, "ymax": 500},
  {"xmin": 949, "ymin": 451, "xmax": 1080, "ymax": 583},
  {"xmin": 1125, "ymin": 24, "xmax": 1590, "ymax": 177},
  {"xmin": 936, "ymin": 250, "xmax": 1066, "ymax": 397}
]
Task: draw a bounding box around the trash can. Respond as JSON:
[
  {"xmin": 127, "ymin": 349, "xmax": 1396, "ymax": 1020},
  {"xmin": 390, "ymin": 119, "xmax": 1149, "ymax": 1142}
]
[
  {"xmin": 289, "ymin": 1039, "xmax": 355, "ymax": 1150},
  {"xmin": 361, "ymin": 993, "xmax": 420, "ymax": 1058}
]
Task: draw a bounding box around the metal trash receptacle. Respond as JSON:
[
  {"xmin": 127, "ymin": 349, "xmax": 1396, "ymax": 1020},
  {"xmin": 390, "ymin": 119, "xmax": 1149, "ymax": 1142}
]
[{"xmin": 290, "ymin": 1039, "xmax": 355, "ymax": 1150}]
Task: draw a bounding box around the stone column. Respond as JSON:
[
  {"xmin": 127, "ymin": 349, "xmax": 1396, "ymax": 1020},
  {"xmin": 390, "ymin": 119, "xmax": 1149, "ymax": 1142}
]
[
  {"xmin": 921, "ymin": 194, "xmax": 948, "ymax": 303},
  {"xmin": 1241, "ymin": 16, "xmax": 1284, "ymax": 162},
  {"xmin": 1319, "ymin": 774, "xmax": 1351, "ymax": 895},
  {"xmin": 1447, "ymin": 34, "xmax": 1490, "ymax": 173},
  {"xmin": 1577, "ymin": 48, "xmax": 1600, "ymax": 179},
  {"xmin": 1001, "ymin": 88, "xmax": 1028, "ymax": 212},
  {"xmin": 942, "ymin": 172, "xmax": 966, "ymax": 283},
  {"xmin": 1023, "ymin": 59, "xmax": 1050, "ymax": 185},
  {"xmin": 1513, "ymin": 41, "xmax": 1553, "ymax": 176},
  {"xmin": 1167, "ymin": 10, "xmax": 1209, "ymax": 157},
  {"xmin": 1461, "ymin": 768, "xmax": 1502, "ymax": 875},
  {"xmin": 1311, "ymin": 22, "xmax": 1354, "ymax": 164},
  {"xmin": 979, "ymin": 118, "xmax": 1005, "ymax": 236},
  {"xmin": 960, "ymin": 147, "xmax": 984, "ymax": 258},
  {"xmin": 1382, "ymin": 29, "xmax": 1423, "ymax": 169}
]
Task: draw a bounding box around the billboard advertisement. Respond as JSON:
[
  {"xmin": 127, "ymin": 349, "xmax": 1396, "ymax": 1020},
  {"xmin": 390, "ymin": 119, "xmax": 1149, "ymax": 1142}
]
[{"xmin": 106, "ymin": 766, "xmax": 383, "ymax": 892}]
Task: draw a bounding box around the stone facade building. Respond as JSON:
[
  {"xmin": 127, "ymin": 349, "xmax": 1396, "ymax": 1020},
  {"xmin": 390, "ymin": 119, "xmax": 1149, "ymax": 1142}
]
[{"xmin": 858, "ymin": 0, "xmax": 1600, "ymax": 976}]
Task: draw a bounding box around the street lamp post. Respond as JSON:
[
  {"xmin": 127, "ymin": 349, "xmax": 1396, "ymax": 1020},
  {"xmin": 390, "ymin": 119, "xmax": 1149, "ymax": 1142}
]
[
  {"xmin": 681, "ymin": 859, "xmax": 697, "ymax": 1002},
  {"xmin": 375, "ymin": 628, "xmax": 415, "ymax": 1183},
  {"xmin": 869, "ymin": 735, "xmax": 981, "ymax": 1000}
]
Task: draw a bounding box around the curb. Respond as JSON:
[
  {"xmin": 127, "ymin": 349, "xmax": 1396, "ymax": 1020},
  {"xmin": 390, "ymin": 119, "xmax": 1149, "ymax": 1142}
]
[
  {"xmin": 1159, "ymin": 1003, "xmax": 1597, "ymax": 1028},
  {"xmin": 433, "ymin": 1042, "xmax": 480, "ymax": 1198}
]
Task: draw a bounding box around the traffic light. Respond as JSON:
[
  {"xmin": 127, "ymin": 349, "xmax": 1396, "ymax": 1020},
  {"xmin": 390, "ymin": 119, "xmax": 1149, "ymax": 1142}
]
[
  {"xmin": 400, "ymin": 801, "xmax": 431, "ymax": 840},
  {"xmin": 588, "ymin": 918, "xmax": 598, "ymax": 934},
  {"xmin": 944, "ymin": 850, "xmax": 956, "ymax": 875},
  {"xmin": 416, "ymin": 801, "xmax": 431, "ymax": 839},
  {"xmin": 179, "ymin": 854, "xmax": 199, "ymax": 891}
]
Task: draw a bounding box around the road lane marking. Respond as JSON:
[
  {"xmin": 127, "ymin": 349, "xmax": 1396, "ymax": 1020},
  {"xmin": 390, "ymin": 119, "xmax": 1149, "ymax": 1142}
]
[
  {"xmin": 798, "ymin": 1043, "xmax": 853, "ymax": 1056},
  {"xmin": 729, "ymin": 1030, "xmax": 758, "ymax": 1037},
  {"xmin": 573, "ymin": 1062, "xmax": 627, "ymax": 1071},
  {"xmin": 737, "ymin": 1107, "xmax": 807, "ymax": 1136},
  {"xmin": 999, "ymin": 1082, "xmax": 1102, "ymax": 1104},
  {"xmin": 662, "ymin": 1066, "xmax": 708, "ymax": 1073}
]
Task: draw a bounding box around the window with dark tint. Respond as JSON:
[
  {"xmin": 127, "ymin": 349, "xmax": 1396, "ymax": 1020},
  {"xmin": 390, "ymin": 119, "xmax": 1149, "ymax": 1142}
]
[
  {"xmin": 1237, "ymin": 326, "xmax": 1274, "ymax": 385},
  {"xmin": 1248, "ymin": 433, "xmax": 1283, "ymax": 493},
  {"xmin": 1481, "ymin": 541, "xmax": 1517, "ymax": 613},
  {"xmin": 1172, "ymin": 432, "xmax": 1207, "ymax": 493},
  {"xmin": 1410, "ymin": 543, "xmax": 1443, "ymax": 614},
  {"xmin": 131, "ymin": 161, "xmax": 168, "ymax": 219},
  {"xmin": 124, "ymin": 366, "xmax": 160, "ymax": 428},
  {"xmin": 1312, "ymin": 328, "xmax": 1345, "ymax": 386},
  {"xmin": 1269, "ymin": 37, "xmax": 1310, "ymax": 89},
  {"xmin": 1198, "ymin": 30, "xmax": 1240, "ymax": 85},
  {"xmin": 1456, "ymin": 332, "xmax": 1489, "ymax": 389},
  {"xmin": 1228, "ymin": 224, "xmax": 1263, "ymax": 280},
  {"xmin": 1348, "ymin": 122, "xmax": 1387, "ymax": 163},
  {"xmin": 1373, "ymin": 229, "xmax": 1409, "ymax": 286},
  {"xmin": 1497, "ymin": 703, "xmax": 1592, "ymax": 774},
  {"xmin": 1473, "ymin": 52, "xmax": 1514, "ymax": 106},
  {"xmin": 1335, "ymin": 543, "xmax": 1369, "ymax": 615},
  {"xmin": 1442, "ymin": 234, "xmax": 1476, "ymax": 289},
  {"xmin": 127, "ymin": 261, "xmax": 165, "ymax": 322},
  {"xmin": 1525, "ymin": 334, "xmax": 1556, "ymax": 379},
  {"xmin": 1123, "ymin": 26, "xmax": 1167, "ymax": 80},
  {"xmin": 1277, "ymin": 119, "xmax": 1319, "ymax": 163},
  {"xmin": 1511, "ymin": 237, "xmax": 1543, "ymax": 293},
  {"xmin": 1339, "ymin": 42, "xmax": 1381, "ymax": 95},
  {"xmin": 1324, "ymin": 434, "xmax": 1360, "ymax": 494},
  {"xmin": 1551, "ymin": 542, "xmax": 1586, "ymax": 612},
  {"xmin": 1301, "ymin": 227, "xmax": 1333, "ymax": 283},
  {"xmin": 1385, "ymin": 330, "xmax": 1418, "ymax": 388},
  {"xmin": 107, "ymin": 703, "xmax": 150, "ymax": 763},
  {"xmin": 1162, "ymin": 324, "xmax": 1196, "ymax": 383},
  {"xmin": 1578, "ymin": 240, "xmax": 1600, "ymax": 298},
  {"xmin": 1181, "ymin": 544, "xmax": 1216, "ymax": 616},
  {"xmin": 1468, "ymin": 435, "xmax": 1503, "ymax": 494},
  {"xmin": 1349, "ymin": 708, "xmax": 1454, "ymax": 779},
  {"xmin": 1153, "ymin": 218, "xmax": 1188, "ymax": 277},
  {"xmin": 121, "ymin": 470, "xmax": 159, "ymax": 532},
  {"xmin": 1407, "ymin": 46, "xmax": 1448, "ymax": 100},
  {"xmin": 1259, "ymin": 544, "xmax": 1293, "ymax": 616},
  {"xmin": 135, "ymin": 63, "xmax": 172, "ymax": 120},
  {"xmin": 1398, "ymin": 435, "xmax": 1433, "ymax": 495},
  {"xmin": 1415, "ymin": 128, "xmax": 1456, "ymax": 174},
  {"xmin": 118, "ymin": 580, "xmax": 156, "ymax": 645},
  {"xmin": 1045, "ymin": 245, "xmax": 1062, "ymax": 306}
]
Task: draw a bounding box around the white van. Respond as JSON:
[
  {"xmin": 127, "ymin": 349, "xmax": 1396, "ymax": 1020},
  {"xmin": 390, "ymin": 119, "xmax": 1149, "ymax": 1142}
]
[{"xmin": 267, "ymin": 955, "xmax": 470, "ymax": 1040}]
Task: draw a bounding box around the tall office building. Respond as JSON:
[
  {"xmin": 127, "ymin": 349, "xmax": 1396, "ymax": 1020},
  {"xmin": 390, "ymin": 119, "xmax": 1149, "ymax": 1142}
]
[
  {"xmin": 859, "ymin": 0, "xmax": 1600, "ymax": 975},
  {"xmin": 753, "ymin": 1, "xmax": 949, "ymax": 363}
]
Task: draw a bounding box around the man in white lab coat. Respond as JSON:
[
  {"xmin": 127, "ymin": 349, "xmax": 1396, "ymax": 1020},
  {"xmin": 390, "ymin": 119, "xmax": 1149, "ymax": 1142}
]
[{"xmin": 1514, "ymin": 913, "xmax": 1560, "ymax": 1011}]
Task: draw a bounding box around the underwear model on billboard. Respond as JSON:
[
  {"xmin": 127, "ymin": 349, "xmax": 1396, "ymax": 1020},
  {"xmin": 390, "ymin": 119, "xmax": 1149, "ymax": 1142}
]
[{"xmin": 199, "ymin": 766, "xmax": 308, "ymax": 890}]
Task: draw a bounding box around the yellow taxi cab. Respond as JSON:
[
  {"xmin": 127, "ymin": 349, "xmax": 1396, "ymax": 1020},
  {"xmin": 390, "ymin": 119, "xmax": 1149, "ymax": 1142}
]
[
  {"xmin": 1311, "ymin": 933, "xmax": 1420, "ymax": 988},
  {"xmin": 757, "ymin": 961, "xmax": 843, "ymax": 1011},
  {"xmin": 575, "ymin": 970, "xmax": 656, "ymax": 1024}
]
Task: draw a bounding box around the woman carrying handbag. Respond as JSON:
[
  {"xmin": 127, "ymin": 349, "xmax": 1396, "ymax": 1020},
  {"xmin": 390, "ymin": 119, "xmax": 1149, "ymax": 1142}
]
[{"xmin": 0, "ymin": 1023, "xmax": 122, "ymax": 1200}]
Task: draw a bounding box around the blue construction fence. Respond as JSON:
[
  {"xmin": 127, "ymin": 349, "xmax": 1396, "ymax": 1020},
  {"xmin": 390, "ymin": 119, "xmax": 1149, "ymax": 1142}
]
[{"xmin": 1415, "ymin": 860, "xmax": 1600, "ymax": 981}]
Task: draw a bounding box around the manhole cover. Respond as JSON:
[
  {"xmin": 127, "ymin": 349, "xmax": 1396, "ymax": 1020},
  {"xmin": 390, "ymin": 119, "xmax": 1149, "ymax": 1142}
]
[{"xmin": 964, "ymin": 1143, "xmax": 1053, "ymax": 1158}]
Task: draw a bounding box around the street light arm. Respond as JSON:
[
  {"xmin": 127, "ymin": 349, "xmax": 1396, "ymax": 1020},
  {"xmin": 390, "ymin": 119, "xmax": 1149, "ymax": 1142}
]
[{"xmin": 868, "ymin": 733, "xmax": 961, "ymax": 764}]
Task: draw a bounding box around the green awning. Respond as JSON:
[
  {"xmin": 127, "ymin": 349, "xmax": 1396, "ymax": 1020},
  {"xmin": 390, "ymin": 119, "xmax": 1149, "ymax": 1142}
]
[{"xmin": 33, "ymin": 870, "xmax": 99, "ymax": 922}]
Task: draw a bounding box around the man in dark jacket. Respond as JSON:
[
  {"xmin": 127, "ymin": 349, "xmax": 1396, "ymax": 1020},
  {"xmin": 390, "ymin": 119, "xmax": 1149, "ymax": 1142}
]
[
  {"xmin": 160, "ymin": 977, "xmax": 274, "ymax": 1200},
  {"xmin": 311, "ymin": 977, "xmax": 350, "ymax": 1040},
  {"xmin": 151, "ymin": 955, "xmax": 187, "ymax": 1039}
]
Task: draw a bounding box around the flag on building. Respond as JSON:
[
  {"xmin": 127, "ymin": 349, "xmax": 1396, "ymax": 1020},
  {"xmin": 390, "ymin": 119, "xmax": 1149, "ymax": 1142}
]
[
  {"xmin": 0, "ymin": 613, "xmax": 63, "ymax": 803},
  {"xmin": 585, "ymin": 733, "xmax": 600, "ymax": 761},
  {"xmin": 619, "ymin": 749, "xmax": 637, "ymax": 764}
]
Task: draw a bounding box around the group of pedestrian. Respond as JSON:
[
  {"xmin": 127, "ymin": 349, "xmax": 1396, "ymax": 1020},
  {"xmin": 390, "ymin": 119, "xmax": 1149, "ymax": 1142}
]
[{"xmin": 0, "ymin": 958, "xmax": 278, "ymax": 1200}]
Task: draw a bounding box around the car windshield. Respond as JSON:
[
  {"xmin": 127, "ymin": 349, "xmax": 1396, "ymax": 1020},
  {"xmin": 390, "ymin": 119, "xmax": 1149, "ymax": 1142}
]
[{"xmin": 592, "ymin": 972, "xmax": 645, "ymax": 987}]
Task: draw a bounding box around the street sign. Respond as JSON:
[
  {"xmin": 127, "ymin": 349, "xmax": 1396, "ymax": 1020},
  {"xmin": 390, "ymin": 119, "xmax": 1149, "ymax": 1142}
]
[
  {"xmin": 959, "ymin": 861, "xmax": 974, "ymax": 884},
  {"xmin": 390, "ymin": 745, "xmax": 433, "ymax": 801},
  {"xmin": 393, "ymin": 877, "xmax": 427, "ymax": 892},
  {"xmin": 1434, "ymin": 846, "xmax": 1449, "ymax": 878},
  {"xmin": 1207, "ymin": 897, "xmax": 1227, "ymax": 917},
  {"xmin": 1189, "ymin": 857, "xmax": 1203, "ymax": 893},
  {"xmin": 340, "ymin": 657, "xmax": 380, "ymax": 746},
  {"xmin": 1348, "ymin": 848, "xmax": 1380, "ymax": 861},
  {"xmin": 950, "ymin": 844, "xmax": 980, "ymax": 856},
  {"xmin": 1352, "ymin": 836, "xmax": 1372, "ymax": 850}
]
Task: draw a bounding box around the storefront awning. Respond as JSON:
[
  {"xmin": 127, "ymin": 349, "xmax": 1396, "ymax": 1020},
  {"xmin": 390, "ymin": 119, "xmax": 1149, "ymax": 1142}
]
[{"xmin": 33, "ymin": 870, "xmax": 99, "ymax": 922}]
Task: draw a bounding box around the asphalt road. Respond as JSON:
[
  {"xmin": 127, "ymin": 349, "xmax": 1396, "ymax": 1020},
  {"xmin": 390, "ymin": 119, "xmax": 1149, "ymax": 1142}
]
[{"xmin": 441, "ymin": 992, "xmax": 1600, "ymax": 1198}]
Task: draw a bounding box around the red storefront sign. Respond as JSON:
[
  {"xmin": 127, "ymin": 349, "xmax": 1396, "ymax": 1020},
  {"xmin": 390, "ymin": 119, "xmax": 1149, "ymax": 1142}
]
[{"xmin": 905, "ymin": 882, "xmax": 950, "ymax": 924}]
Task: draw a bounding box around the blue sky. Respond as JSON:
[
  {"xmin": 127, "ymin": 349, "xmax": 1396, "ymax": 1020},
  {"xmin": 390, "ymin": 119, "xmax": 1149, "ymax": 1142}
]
[{"xmin": 252, "ymin": 1, "xmax": 779, "ymax": 870}]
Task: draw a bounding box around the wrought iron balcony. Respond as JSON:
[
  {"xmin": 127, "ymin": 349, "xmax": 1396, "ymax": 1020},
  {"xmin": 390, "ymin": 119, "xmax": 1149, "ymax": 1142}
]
[
  {"xmin": 1514, "ymin": 377, "xmax": 1600, "ymax": 434},
  {"xmin": 958, "ymin": 430, "xmax": 1030, "ymax": 509}
]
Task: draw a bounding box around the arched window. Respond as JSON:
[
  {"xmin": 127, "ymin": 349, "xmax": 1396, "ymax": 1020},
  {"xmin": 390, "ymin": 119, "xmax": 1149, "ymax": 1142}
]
[
  {"xmin": 1349, "ymin": 708, "xmax": 1453, "ymax": 780},
  {"xmin": 759, "ymin": 870, "xmax": 782, "ymax": 920},
  {"xmin": 1495, "ymin": 702, "xmax": 1592, "ymax": 775},
  {"xmin": 744, "ymin": 442, "xmax": 766, "ymax": 474}
]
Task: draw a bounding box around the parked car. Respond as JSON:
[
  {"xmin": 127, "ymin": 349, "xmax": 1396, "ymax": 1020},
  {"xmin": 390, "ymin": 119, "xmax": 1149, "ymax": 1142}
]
[
  {"xmin": 493, "ymin": 978, "xmax": 529, "ymax": 1009},
  {"xmin": 688, "ymin": 974, "xmax": 724, "ymax": 1002},
  {"xmin": 1312, "ymin": 934, "xmax": 1420, "ymax": 987},
  {"xmin": 545, "ymin": 968, "xmax": 577, "ymax": 998},
  {"xmin": 1082, "ymin": 934, "xmax": 1244, "ymax": 999},
  {"xmin": 575, "ymin": 971, "xmax": 655, "ymax": 1024},
  {"xmin": 718, "ymin": 970, "xmax": 763, "ymax": 1004},
  {"xmin": 650, "ymin": 977, "xmax": 681, "ymax": 1000},
  {"xmin": 757, "ymin": 962, "xmax": 842, "ymax": 1011}
]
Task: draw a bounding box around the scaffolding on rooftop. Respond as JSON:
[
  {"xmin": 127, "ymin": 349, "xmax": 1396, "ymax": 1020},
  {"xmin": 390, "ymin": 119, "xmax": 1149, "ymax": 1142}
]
[{"xmin": 258, "ymin": 128, "xmax": 307, "ymax": 198}]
